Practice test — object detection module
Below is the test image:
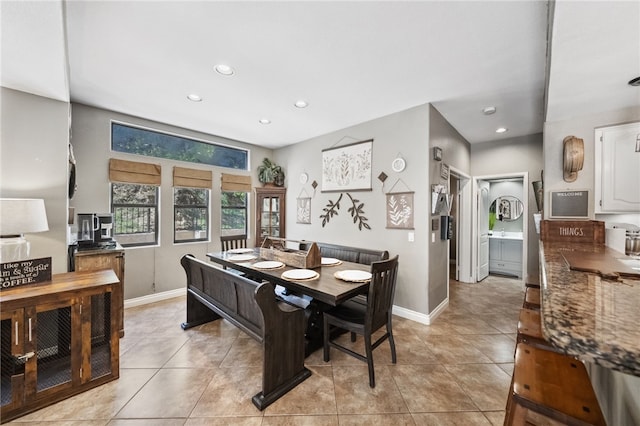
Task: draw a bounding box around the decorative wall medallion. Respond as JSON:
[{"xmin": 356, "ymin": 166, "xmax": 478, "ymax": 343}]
[
  {"xmin": 392, "ymin": 157, "xmax": 406, "ymax": 172},
  {"xmin": 299, "ymin": 172, "xmax": 309, "ymax": 184}
]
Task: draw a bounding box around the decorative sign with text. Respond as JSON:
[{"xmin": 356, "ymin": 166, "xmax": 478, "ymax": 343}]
[{"xmin": 1, "ymin": 257, "xmax": 52, "ymax": 290}]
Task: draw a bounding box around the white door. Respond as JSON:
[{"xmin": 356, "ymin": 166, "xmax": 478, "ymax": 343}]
[{"xmin": 477, "ymin": 181, "xmax": 490, "ymax": 281}]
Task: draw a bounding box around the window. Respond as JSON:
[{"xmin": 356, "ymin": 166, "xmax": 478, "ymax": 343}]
[
  {"xmin": 111, "ymin": 183, "xmax": 158, "ymax": 247},
  {"xmin": 112, "ymin": 122, "xmax": 248, "ymax": 169},
  {"xmin": 221, "ymin": 192, "xmax": 247, "ymax": 236},
  {"xmin": 174, "ymin": 188, "xmax": 209, "ymax": 243}
]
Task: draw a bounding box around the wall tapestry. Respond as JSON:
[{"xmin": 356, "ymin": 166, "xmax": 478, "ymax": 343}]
[
  {"xmin": 320, "ymin": 193, "xmax": 370, "ymax": 230},
  {"xmin": 321, "ymin": 139, "xmax": 373, "ymax": 192},
  {"xmin": 386, "ymin": 192, "xmax": 415, "ymax": 229},
  {"xmin": 296, "ymin": 189, "xmax": 312, "ymax": 224}
]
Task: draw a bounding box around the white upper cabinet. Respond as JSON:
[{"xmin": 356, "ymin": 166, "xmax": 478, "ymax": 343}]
[{"xmin": 595, "ymin": 122, "xmax": 640, "ymax": 212}]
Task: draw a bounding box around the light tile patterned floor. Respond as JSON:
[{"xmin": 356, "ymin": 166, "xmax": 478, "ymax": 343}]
[{"xmin": 7, "ymin": 275, "xmax": 524, "ymax": 425}]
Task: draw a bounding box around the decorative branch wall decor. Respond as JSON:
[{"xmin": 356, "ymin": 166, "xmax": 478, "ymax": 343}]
[
  {"xmin": 319, "ymin": 193, "xmax": 371, "ymax": 230},
  {"xmin": 386, "ymin": 192, "xmax": 415, "ymax": 229},
  {"xmin": 320, "ymin": 193, "xmax": 343, "ymax": 227},
  {"xmin": 346, "ymin": 193, "xmax": 370, "ymax": 230},
  {"xmin": 322, "ymin": 139, "xmax": 373, "ymax": 192}
]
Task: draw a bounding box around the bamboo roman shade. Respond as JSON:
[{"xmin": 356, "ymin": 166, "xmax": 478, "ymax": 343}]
[
  {"xmin": 109, "ymin": 158, "xmax": 161, "ymax": 185},
  {"xmin": 221, "ymin": 173, "xmax": 252, "ymax": 192},
  {"xmin": 173, "ymin": 166, "xmax": 213, "ymax": 189}
]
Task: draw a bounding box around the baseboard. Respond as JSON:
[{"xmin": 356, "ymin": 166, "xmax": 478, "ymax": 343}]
[
  {"xmin": 392, "ymin": 297, "xmax": 449, "ymax": 326},
  {"xmin": 124, "ymin": 288, "xmax": 186, "ymax": 308}
]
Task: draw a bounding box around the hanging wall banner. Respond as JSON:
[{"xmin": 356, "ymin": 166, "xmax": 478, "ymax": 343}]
[
  {"xmin": 322, "ymin": 139, "xmax": 373, "ymax": 192},
  {"xmin": 386, "ymin": 192, "xmax": 415, "ymax": 229},
  {"xmin": 297, "ymin": 197, "xmax": 312, "ymax": 224}
]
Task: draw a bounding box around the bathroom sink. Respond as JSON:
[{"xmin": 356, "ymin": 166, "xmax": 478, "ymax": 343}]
[{"xmin": 489, "ymin": 231, "xmax": 523, "ymax": 240}]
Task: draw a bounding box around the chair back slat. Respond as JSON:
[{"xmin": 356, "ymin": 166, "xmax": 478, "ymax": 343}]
[
  {"xmin": 221, "ymin": 234, "xmax": 248, "ymax": 251},
  {"xmin": 365, "ymin": 256, "xmax": 399, "ymax": 332}
]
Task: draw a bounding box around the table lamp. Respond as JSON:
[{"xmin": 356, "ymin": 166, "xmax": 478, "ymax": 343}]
[{"xmin": 0, "ymin": 198, "xmax": 49, "ymax": 262}]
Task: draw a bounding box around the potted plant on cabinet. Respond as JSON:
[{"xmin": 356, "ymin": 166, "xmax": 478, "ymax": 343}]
[{"xmin": 257, "ymin": 158, "xmax": 285, "ymax": 187}]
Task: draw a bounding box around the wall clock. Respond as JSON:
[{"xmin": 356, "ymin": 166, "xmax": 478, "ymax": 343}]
[{"xmin": 392, "ymin": 157, "xmax": 406, "ymax": 172}]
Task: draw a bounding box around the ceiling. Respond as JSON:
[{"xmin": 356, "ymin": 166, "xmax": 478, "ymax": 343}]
[{"xmin": 2, "ymin": 1, "xmax": 638, "ymax": 149}]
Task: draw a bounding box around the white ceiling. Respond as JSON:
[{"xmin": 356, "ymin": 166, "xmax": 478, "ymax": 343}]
[{"xmin": 1, "ymin": 1, "xmax": 638, "ymax": 149}]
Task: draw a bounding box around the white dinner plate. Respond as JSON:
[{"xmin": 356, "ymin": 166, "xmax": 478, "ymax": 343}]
[
  {"xmin": 321, "ymin": 257, "xmax": 342, "ymax": 266},
  {"xmin": 282, "ymin": 269, "xmax": 319, "ymax": 280},
  {"xmin": 252, "ymin": 260, "xmax": 284, "ymax": 270},
  {"xmin": 226, "ymin": 248, "xmax": 254, "ymax": 254},
  {"xmin": 227, "ymin": 254, "xmax": 257, "ymax": 262},
  {"xmin": 334, "ymin": 270, "xmax": 372, "ymax": 283}
]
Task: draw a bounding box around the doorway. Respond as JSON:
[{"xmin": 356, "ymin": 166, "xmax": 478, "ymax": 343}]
[
  {"xmin": 472, "ymin": 172, "xmax": 528, "ymax": 282},
  {"xmin": 448, "ymin": 167, "xmax": 472, "ymax": 284}
]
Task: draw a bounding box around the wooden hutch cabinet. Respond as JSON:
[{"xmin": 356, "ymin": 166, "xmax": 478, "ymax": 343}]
[
  {"xmin": 0, "ymin": 270, "xmax": 119, "ymax": 423},
  {"xmin": 255, "ymin": 187, "xmax": 286, "ymax": 247},
  {"xmin": 74, "ymin": 244, "xmax": 125, "ymax": 338}
]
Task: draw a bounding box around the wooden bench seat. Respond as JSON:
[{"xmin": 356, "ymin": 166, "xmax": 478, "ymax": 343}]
[{"xmin": 179, "ymin": 254, "xmax": 311, "ymax": 410}]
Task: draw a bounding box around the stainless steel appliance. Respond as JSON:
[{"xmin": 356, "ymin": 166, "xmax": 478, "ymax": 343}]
[{"xmin": 77, "ymin": 213, "xmax": 114, "ymax": 247}]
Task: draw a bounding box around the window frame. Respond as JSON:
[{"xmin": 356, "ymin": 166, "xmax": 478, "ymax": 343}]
[
  {"xmin": 110, "ymin": 183, "xmax": 159, "ymax": 248},
  {"xmin": 111, "ymin": 121, "xmax": 249, "ymax": 170},
  {"xmin": 173, "ymin": 187, "xmax": 210, "ymax": 244},
  {"xmin": 221, "ymin": 191, "xmax": 248, "ymax": 237}
]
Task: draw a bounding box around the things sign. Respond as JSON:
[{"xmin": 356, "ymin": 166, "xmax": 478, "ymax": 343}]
[{"xmin": 1, "ymin": 257, "xmax": 52, "ymax": 290}]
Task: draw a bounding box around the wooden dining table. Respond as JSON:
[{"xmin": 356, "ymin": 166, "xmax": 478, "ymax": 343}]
[
  {"xmin": 206, "ymin": 249, "xmax": 372, "ymax": 356},
  {"xmin": 206, "ymin": 249, "xmax": 371, "ymax": 306}
]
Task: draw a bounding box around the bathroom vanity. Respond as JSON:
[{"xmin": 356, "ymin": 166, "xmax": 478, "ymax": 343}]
[{"xmin": 489, "ymin": 232, "xmax": 523, "ymax": 278}]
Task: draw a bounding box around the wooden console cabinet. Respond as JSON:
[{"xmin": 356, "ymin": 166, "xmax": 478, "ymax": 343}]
[
  {"xmin": 0, "ymin": 270, "xmax": 120, "ymax": 423},
  {"xmin": 75, "ymin": 245, "xmax": 125, "ymax": 337}
]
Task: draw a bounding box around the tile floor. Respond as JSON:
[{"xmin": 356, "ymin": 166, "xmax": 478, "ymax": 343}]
[{"xmin": 7, "ymin": 275, "xmax": 524, "ymax": 425}]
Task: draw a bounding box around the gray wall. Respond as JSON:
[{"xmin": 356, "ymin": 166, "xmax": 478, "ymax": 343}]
[
  {"xmin": 276, "ymin": 104, "xmax": 433, "ymax": 315},
  {"xmin": 471, "ymin": 133, "xmax": 543, "ymax": 279},
  {"xmin": 428, "ymin": 106, "xmax": 471, "ymax": 312},
  {"xmin": 1, "ymin": 88, "xmax": 69, "ymax": 273},
  {"xmin": 70, "ymin": 103, "xmax": 273, "ymax": 299}
]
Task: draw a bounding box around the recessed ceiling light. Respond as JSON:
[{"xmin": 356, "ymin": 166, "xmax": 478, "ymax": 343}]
[
  {"xmin": 629, "ymin": 76, "xmax": 640, "ymax": 86},
  {"xmin": 187, "ymin": 94, "xmax": 202, "ymax": 102},
  {"xmin": 482, "ymin": 106, "xmax": 496, "ymax": 115},
  {"xmin": 259, "ymin": 119, "xmax": 271, "ymax": 125},
  {"xmin": 496, "ymin": 127, "xmax": 508, "ymax": 133},
  {"xmin": 215, "ymin": 64, "xmax": 234, "ymax": 76},
  {"xmin": 294, "ymin": 100, "xmax": 308, "ymax": 108}
]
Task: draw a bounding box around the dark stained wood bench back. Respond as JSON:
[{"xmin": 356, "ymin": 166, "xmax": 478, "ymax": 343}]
[
  {"xmin": 299, "ymin": 241, "xmax": 389, "ymax": 265},
  {"xmin": 180, "ymin": 254, "xmax": 311, "ymax": 410}
]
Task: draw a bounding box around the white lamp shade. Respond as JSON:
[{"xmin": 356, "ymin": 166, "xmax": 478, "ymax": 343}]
[{"xmin": 0, "ymin": 198, "xmax": 49, "ymax": 236}]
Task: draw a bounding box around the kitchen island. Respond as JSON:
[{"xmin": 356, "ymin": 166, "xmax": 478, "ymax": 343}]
[{"xmin": 539, "ymin": 237, "xmax": 640, "ymax": 425}]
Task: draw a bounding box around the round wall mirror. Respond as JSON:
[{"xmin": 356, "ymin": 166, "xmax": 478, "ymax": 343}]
[{"xmin": 490, "ymin": 196, "xmax": 523, "ymax": 221}]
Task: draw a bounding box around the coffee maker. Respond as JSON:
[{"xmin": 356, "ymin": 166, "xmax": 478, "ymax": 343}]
[{"xmin": 77, "ymin": 213, "xmax": 114, "ymax": 247}]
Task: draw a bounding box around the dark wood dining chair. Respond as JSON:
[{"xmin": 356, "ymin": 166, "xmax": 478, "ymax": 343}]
[
  {"xmin": 220, "ymin": 234, "xmax": 248, "ymax": 251},
  {"xmin": 323, "ymin": 255, "xmax": 399, "ymax": 387}
]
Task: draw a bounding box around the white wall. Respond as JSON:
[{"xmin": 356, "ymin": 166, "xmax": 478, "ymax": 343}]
[
  {"xmin": 543, "ymin": 106, "xmax": 640, "ymax": 225},
  {"xmin": 276, "ymin": 104, "xmax": 433, "ymax": 316},
  {"xmin": 1, "ymin": 88, "xmax": 69, "ymax": 273},
  {"xmin": 70, "ymin": 103, "xmax": 273, "ymax": 299}
]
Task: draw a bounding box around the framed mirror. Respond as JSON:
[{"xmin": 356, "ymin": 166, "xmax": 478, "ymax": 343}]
[{"xmin": 490, "ymin": 196, "xmax": 523, "ymax": 221}]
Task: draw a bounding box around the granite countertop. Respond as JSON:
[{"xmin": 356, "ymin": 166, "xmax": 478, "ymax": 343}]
[{"xmin": 540, "ymin": 241, "xmax": 640, "ymax": 376}]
